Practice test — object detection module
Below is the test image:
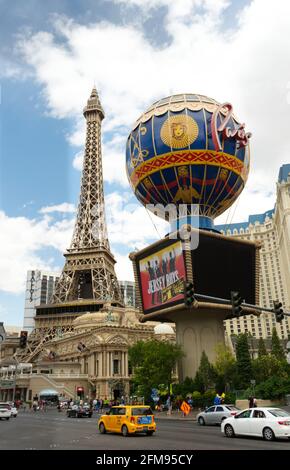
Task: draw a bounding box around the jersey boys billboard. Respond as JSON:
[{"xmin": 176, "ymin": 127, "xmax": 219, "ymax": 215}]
[{"xmin": 138, "ymin": 241, "xmax": 186, "ymax": 312}]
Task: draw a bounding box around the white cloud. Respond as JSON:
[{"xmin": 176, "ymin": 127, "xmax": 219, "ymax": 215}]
[
  {"xmin": 105, "ymin": 191, "xmax": 169, "ymax": 247},
  {"xmin": 114, "ymin": 253, "xmax": 135, "ymax": 281},
  {"xmin": 10, "ymin": 0, "xmax": 290, "ymax": 225},
  {"xmin": 72, "ymin": 150, "xmax": 84, "ymax": 170},
  {"xmin": 0, "ymin": 211, "xmax": 74, "ymax": 294},
  {"xmin": 0, "ymin": 191, "xmax": 170, "ymax": 294},
  {"xmin": 39, "ymin": 202, "xmax": 76, "ymax": 214}
]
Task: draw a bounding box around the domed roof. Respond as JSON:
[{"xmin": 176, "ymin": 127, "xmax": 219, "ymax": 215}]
[
  {"xmin": 73, "ymin": 311, "xmax": 107, "ymax": 330},
  {"xmin": 154, "ymin": 323, "xmax": 175, "ymax": 335}
]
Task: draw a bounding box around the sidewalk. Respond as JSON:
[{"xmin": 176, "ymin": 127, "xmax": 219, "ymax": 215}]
[{"xmin": 154, "ymin": 409, "xmax": 198, "ymax": 421}]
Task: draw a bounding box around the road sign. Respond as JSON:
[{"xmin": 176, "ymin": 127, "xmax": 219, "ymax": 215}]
[{"xmin": 180, "ymin": 401, "xmax": 191, "ymax": 415}]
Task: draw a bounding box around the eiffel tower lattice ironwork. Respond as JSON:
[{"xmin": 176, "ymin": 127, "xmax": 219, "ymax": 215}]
[{"xmin": 52, "ymin": 87, "xmax": 123, "ymax": 306}]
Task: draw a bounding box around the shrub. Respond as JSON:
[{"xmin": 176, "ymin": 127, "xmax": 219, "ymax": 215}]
[
  {"xmin": 223, "ymin": 392, "xmax": 236, "ymax": 405},
  {"xmin": 191, "ymin": 391, "xmax": 202, "ymax": 408},
  {"xmin": 202, "ymin": 390, "xmax": 216, "ymax": 407},
  {"xmin": 255, "ymin": 376, "xmax": 290, "ymax": 400}
]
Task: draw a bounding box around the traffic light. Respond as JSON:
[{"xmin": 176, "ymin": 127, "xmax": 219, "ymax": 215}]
[
  {"xmin": 184, "ymin": 282, "xmax": 195, "ymax": 307},
  {"xmin": 230, "ymin": 291, "xmax": 243, "ymax": 317},
  {"xmin": 273, "ymin": 300, "xmax": 284, "ymax": 322},
  {"xmin": 19, "ymin": 331, "xmax": 28, "ymax": 348},
  {"xmin": 76, "ymin": 387, "xmax": 84, "ymax": 397}
]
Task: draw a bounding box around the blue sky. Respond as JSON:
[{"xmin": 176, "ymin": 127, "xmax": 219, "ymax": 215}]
[{"xmin": 1, "ymin": 0, "xmax": 290, "ymax": 327}]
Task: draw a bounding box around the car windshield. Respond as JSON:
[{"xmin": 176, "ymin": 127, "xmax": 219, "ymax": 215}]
[
  {"xmin": 131, "ymin": 407, "xmax": 153, "ymax": 416},
  {"xmin": 268, "ymin": 409, "xmax": 290, "ymax": 417},
  {"xmin": 225, "ymin": 406, "xmax": 239, "ymax": 410},
  {"xmin": 0, "ymin": 403, "xmax": 10, "ymax": 409}
]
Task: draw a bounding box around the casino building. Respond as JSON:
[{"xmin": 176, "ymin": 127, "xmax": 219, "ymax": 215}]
[
  {"xmin": 216, "ymin": 164, "xmax": 290, "ymax": 341},
  {"xmin": 0, "ymin": 88, "xmax": 175, "ymax": 402}
]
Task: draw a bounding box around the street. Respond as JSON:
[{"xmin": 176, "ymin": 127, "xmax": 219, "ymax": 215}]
[{"xmin": 1, "ymin": 409, "xmax": 290, "ymax": 450}]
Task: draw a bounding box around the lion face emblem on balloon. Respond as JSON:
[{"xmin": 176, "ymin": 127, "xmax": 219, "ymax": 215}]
[{"xmin": 171, "ymin": 122, "xmax": 187, "ymax": 140}]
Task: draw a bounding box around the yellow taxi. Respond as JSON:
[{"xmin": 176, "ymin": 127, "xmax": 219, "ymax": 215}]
[{"xmin": 98, "ymin": 405, "xmax": 156, "ymax": 437}]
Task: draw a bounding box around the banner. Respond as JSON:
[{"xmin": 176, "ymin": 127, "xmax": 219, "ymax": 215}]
[
  {"xmin": 139, "ymin": 241, "xmax": 185, "ymax": 312},
  {"xmin": 0, "ymin": 380, "xmax": 14, "ymax": 389}
]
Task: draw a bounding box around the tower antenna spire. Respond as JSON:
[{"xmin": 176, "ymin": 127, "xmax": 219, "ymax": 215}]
[{"xmin": 51, "ymin": 88, "xmax": 122, "ymax": 305}]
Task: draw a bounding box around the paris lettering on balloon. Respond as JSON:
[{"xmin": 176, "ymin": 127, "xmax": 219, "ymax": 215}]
[{"xmin": 211, "ymin": 102, "xmax": 252, "ymax": 152}]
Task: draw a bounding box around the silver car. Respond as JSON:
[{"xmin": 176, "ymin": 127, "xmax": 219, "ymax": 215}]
[{"xmin": 197, "ymin": 404, "xmax": 240, "ymax": 425}]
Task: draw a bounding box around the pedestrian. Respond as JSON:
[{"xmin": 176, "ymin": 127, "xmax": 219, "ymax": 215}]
[
  {"xmin": 248, "ymin": 396, "xmax": 254, "ymax": 408},
  {"xmin": 214, "ymin": 394, "xmax": 221, "ymax": 405},
  {"xmin": 253, "ymin": 397, "xmax": 257, "ymax": 408},
  {"xmin": 166, "ymin": 395, "xmax": 172, "ymax": 415}
]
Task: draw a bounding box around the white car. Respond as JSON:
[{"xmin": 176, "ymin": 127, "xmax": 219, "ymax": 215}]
[
  {"xmin": 0, "ymin": 403, "xmax": 12, "ymax": 420},
  {"xmin": 221, "ymin": 407, "xmax": 290, "ymax": 441}
]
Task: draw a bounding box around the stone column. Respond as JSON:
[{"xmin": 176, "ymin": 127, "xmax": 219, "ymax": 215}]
[
  {"xmin": 167, "ymin": 307, "xmax": 226, "ymax": 381},
  {"xmin": 107, "ymin": 351, "xmax": 111, "ymax": 377},
  {"xmin": 88, "ymin": 354, "xmax": 94, "ymax": 375},
  {"xmin": 124, "ymin": 351, "xmax": 127, "ymax": 376},
  {"xmin": 99, "ymin": 351, "xmax": 103, "ymax": 377},
  {"xmin": 103, "ymin": 349, "xmax": 108, "ymax": 377},
  {"xmin": 121, "ymin": 352, "xmax": 124, "ymax": 376}
]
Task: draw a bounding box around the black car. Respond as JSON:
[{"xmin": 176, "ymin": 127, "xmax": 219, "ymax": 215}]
[{"xmin": 67, "ymin": 406, "xmax": 92, "ymax": 418}]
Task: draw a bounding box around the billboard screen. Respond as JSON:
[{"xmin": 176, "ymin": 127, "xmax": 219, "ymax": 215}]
[
  {"xmin": 191, "ymin": 232, "xmax": 256, "ymax": 304},
  {"xmin": 138, "ymin": 240, "xmax": 186, "ymax": 313}
]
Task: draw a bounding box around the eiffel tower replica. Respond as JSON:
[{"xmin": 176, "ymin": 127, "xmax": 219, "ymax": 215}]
[{"xmin": 16, "ymin": 88, "xmax": 124, "ymax": 361}]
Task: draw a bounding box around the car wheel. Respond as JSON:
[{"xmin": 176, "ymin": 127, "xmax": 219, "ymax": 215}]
[
  {"xmin": 99, "ymin": 422, "xmax": 106, "ymax": 434},
  {"xmin": 224, "ymin": 424, "xmax": 235, "ymax": 438},
  {"xmin": 122, "ymin": 425, "xmax": 129, "ymax": 437},
  {"xmin": 263, "ymin": 427, "xmax": 275, "ymax": 441},
  {"xmin": 198, "ymin": 417, "xmax": 205, "ymax": 426},
  {"xmin": 6, "ymin": 417, "xmax": 9, "ymax": 421},
  {"xmin": 146, "ymin": 431, "xmax": 154, "ymax": 436}
]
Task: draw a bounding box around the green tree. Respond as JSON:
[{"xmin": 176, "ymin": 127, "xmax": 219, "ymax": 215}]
[
  {"xmin": 258, "ymin": 338, "xmax": 268, "ymax": 357},
  {"xmin": 214, "ymin": 343, "xmax": 236, "ymax": 392},
  {"xmin": 255, "ymin": 375, "xmax": 290, "ymax": 400},
  {"xmin": 235, "ymin": 333, "xmax": 252, "ymax": 389},
  {"xmin": 271, "ymin": 327, "xmax": 285, "ymax": 360},
  {"xmin": 252, "ymin": 354, "xmax": 288, "ymax": 383},
  {"xmin": 193, "ymin": 351, "xmax": 216, "ymax": 393},
  {"xmin": 129, "ymin": 339, "xmax": 184, "ymax": 401},
  {"xmin": 172, "ymin": 376, "xmax": 195, "ymax": 397}
]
